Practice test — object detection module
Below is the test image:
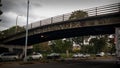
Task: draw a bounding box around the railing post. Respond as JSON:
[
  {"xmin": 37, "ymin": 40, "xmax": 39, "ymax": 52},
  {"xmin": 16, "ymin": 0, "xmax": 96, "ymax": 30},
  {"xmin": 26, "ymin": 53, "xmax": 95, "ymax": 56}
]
[
  {"xmin": 118, "ymin": 3, "xmax": 120, "ymax": 12},
  {"xmin": 31, "ymin": 23, "xmax": 32, "ymax": 29},
  {"xmin": 95, "ymin": 7, "xmax": 97, "ymax": 16},
  {"xmin": 51, "ymin": 17, "xmax": 53, "ymax": 24},
  {"xmin": 40, "ymin": 21, "xmax": 41, "ymax": 26},
  {"xmin": 63, "ymin": 14, "xmax": 64, "ymax": 21}
]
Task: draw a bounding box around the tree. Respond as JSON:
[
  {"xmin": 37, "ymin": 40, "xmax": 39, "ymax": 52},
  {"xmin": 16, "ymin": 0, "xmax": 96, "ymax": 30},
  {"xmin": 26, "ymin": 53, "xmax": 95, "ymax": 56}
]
[
  {"xmin": 63, "ymin": 39, "xmax": 73, "ymax": 57},
  {"xmin": 50, "ymin": 39, "xmax": 72, "ymax": 57},
  {"xmin": 89, "ymin": 35, "xmax": 108, "ymax": 54},
  {"xmin": 50, "ymin": 39, "xmax": 64, "ymax": 53},
  {"xmin": 69, "ymin": 10, "xmax": 88, "ymax": 47},
  {"xmin": 39, "ymin": 42, "xmax": 51, "ymax": 53},
  {"xmin": 33, "ymin": 42, "xmax": 51, "ymax": 53},
  {"xmin": 0, "ymin": 26, "xmax": 25, "ymax": 38},
  {"xmin": 108, "ymin": 36, "xmax": 116, "ymax": 54},
  {"xmin": 89, "ymin": 38, "xmax": 98, "ymax": 54},
  {"xmin": 69, "ymin": 10, "xmax": 88, "ymax": 20},
  {"xmin": 33, "ymin": 43, "xmax": 40, "ymax": 52},
  {"xmin": 72, "ymin": 37, "xmax": 84, "ymax": 46}
]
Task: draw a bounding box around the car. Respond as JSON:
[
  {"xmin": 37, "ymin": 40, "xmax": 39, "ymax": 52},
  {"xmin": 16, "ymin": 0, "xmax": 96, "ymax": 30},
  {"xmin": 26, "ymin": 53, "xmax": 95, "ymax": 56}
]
[
  {"xmin": 27, "ymin": 52, "xmax": 43, "ymax": 60},
  {"xmin": 47, "ymin": 53, "xmax": 61, "ymax": 59},
  {"xmin": 96, "ymin": 52, "xmax": 105, "ymax": 57},
  {"xmin": 73, "ymin": 53, "xmax": 90, "ymax": 58},
  {"xmin": 72, "ymin": 53, "xmax": 83, "ymax": 58},
  {"xmin": 82, "ymin": 54, "xmax": 90, "ymax": 58},
  {"xmin": 0, "ymin": 52, "xmax": 19, "ymax": 61},
  {"xmin": 111, "ymin": 53, "xmax": 116, "ymax": 56},
  {"xmin": 106, "ymin": 53, "xmax": 111, "ymax": 56}
]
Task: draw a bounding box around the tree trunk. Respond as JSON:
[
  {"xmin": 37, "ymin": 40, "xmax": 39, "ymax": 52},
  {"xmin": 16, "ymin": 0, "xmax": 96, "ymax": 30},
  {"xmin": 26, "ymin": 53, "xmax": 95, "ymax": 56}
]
[{"xmin": 66, "ymin": 50, "xmax": 69, "ymax": 58}]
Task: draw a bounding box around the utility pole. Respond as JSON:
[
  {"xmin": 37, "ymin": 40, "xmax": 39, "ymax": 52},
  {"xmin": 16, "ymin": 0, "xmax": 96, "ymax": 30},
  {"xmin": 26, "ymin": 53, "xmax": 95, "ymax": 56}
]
[{"xmin": 24, "ymin": 0, "xmax": 29, "ymax": 62}]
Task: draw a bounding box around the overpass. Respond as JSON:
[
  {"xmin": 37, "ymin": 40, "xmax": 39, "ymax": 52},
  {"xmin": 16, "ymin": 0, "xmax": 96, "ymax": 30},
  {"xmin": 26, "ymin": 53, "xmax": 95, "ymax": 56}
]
[{"xmin": 1, "ymin": 3, "xmax": 120, "ymax": 46}]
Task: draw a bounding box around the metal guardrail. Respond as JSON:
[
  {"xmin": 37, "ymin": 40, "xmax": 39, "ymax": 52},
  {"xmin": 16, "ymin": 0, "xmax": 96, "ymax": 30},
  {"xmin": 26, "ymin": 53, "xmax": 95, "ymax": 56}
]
[
  {"xmin": 28, "ymin": 3, "xmax": 120, "ymax": 29},
  {"xmin": 1, "ymin": 2, "xmax": 120, "ymax": 38}
]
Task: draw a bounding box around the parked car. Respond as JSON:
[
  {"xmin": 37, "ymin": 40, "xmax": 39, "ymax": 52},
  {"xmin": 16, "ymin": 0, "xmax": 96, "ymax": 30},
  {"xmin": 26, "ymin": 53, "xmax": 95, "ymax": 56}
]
[
  {"xmin": 96, "ymin": 52, "xmax": 105, "ymax": 57},
  {"xmin": 0, "ymin": 52, "xmax": 19, "ymax": 61},
  {"xmin": 73, "ymin": 53, "xmax": 90, "ymax": 58},
  {"xmin": 72, "ymin": 53, "xmax": 83, "ymax": 58},
  {"xmin": 82, "ymin": 54, "xmax": 90, "ymax": 58},
  {"xmin": 111, "ymin": 53, "xmax": 116, "ymax": 56},
  {"xmin": 27, "ymin": 52, "xmax": 43, "ymax": 60},
  {"xmin": 47, "ymin": 53, "xmax": 61, "ymax": 59}
]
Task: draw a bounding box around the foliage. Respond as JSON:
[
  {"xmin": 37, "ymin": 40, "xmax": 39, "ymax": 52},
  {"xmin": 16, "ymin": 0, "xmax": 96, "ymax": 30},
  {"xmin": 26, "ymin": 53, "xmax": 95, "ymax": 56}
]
[
  {"xmin": 33, "ymin": 44, "xmax": 41, "ymax": 52},
  {"xmin": 39, "ymin": 42, "xmax": 51, "ymax": 53},
  {"xmin": 89, "ymin": 35, "xmax": 108, "ymax": 53},
  {"xmin": 72, "ymin": 45, "xmax": 81, "ymax": 53},
  {"xmin": 33, "ymin": 42, "xmax": 51, "ymax": 53},
  {"xmin": 108, "ymin": 37, "xmax": 116, "ymax": 53},
  {"xmin": 50, "ymin": 39, "xmax": 73, "ymax": 53},
  {"xmin": 72, "ymin": 37, "xmax": 84, "ymax": 46},
  {"xmin": 0, "ymin": 26, "xmax": 25, "ymax": 39},
  {"xmin": 69, "ymin": 10, "xmax": 88, "ymax": 20},
  {"xmin": 69, "ymin": 10, "xmax": 88, "ymax": 48}
]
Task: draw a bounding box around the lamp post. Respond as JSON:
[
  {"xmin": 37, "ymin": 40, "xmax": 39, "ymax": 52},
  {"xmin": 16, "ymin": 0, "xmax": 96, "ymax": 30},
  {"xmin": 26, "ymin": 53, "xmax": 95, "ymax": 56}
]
[
  {"xmin": 24, "ymin": 0, "xmax": 29, "ymax": 62},
  {"xmin": 16, "ymin": 15, "xmax": 21, "ymax": 33}
]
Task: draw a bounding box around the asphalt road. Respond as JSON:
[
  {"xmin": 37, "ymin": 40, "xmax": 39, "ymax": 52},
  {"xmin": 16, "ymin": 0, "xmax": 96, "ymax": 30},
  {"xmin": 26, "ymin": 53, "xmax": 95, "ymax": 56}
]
[{"xmin": 0, "ymin": 59, "xmax": 120, "ymax": 68}]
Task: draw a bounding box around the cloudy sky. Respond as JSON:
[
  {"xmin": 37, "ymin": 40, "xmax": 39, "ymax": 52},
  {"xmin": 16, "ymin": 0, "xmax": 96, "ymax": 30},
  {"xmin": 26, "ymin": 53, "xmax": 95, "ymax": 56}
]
[{"xmin": 0, "ymin": 0, "xmax": 120, "ymax": 31}]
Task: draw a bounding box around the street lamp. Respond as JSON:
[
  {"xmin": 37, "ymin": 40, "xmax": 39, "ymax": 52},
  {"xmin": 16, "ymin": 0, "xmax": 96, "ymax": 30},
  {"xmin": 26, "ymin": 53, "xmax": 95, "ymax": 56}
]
[
  {"xmin": 24, "ymin": 0, "xmax": 29, "ymax": 62},
  {"xmin": 16, "ymin": 15, "xmax": 22, "ymax": 33}
]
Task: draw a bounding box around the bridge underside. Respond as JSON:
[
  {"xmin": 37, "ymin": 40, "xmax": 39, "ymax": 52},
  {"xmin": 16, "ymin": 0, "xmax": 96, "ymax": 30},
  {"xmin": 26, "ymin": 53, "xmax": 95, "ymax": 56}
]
[{"xmin": 3, "ymin": 23, "xmax": 120, "ymax": 45}]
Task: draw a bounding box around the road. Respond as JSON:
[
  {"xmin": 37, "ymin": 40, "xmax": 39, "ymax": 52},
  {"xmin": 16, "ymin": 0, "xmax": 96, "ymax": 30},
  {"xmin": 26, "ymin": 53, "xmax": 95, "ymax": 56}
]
[{"xmin": 0, "ymin": 59, "xmax": 120, "ymax": 68}]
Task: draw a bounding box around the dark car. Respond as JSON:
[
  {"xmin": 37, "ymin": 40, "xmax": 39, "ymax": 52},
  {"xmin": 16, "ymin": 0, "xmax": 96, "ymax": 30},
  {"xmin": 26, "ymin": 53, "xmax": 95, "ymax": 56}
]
[{"xmin": 47, "ymin": 53, "xmax": 61, "ymax": 59}]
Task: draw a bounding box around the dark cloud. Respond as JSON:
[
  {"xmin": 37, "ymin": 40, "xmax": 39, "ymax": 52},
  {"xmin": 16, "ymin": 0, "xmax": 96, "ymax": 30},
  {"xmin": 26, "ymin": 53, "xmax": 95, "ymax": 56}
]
[{"xmin": 2, "ymin": 0, "xmax": 27, "ymax": 16}]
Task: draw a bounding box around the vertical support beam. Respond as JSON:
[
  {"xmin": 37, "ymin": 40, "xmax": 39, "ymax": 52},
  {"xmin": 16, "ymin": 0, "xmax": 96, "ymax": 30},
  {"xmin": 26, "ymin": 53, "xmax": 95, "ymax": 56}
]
[
  {"xmin": 16, "ymin": 16, "xmax": 18, "ymax": 33},
  {"xmin": 31, "ymin": 23, "xmax": 32, "ymax": 29},
  {"xmin": 95, "ymin": 7, "xmax": 97, "ymax": 16},
  {"xmin": 40, "ymin": 21, "xmax": 42, "ymax": 26},
  {"xmin": 63, "ymin": 14, "xmax": 64, "ymax": 21},
  {"xmin": 51, "ymin": 17, "xmax": 53, "ymax": 24},
  {"xmin": 118, "ymin": 3, "xmax": 120, "ymax": 12}
]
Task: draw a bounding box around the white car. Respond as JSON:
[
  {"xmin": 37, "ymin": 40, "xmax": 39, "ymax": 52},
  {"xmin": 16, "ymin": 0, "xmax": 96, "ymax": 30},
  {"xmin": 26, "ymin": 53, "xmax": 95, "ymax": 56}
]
[
  {"xmin": 82, "ymin": 54, "xmax": 90, "ymax": 58},
  {"xmin": 27, "ymin": 53, "xmax": 43, "ymax": 60},
  {"xmin": 73, "ymin": 53, "xmax": 84, "ymax": 58},
  {"xmin": 73, "ymin": 53, "xmax": 90, "ymax": 58},
  {"xmin": 0, "ymin": 52, "xmax": 19, "ymax": 61},
  {"xmin": 96, "ymin": 52, "xmax": 105, "ymax": 57}
]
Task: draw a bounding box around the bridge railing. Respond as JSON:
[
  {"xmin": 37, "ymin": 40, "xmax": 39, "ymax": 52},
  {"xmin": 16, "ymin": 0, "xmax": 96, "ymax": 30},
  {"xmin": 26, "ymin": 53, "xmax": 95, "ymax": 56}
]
[
  {"xmin": 84, "ymin": 3, "xmax": 120, "ymax": 16},
  {"xmin": 28, "ymin": 2, "xmax": 120, "ymax": 29},
  {"xmin": 2, "ymin": 2, "xmax": 120, "ymax": 38}
]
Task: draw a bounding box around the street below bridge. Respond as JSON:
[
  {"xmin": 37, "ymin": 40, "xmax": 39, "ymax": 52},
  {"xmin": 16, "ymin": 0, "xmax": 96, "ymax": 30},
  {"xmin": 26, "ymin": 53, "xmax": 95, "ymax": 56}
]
[{"xmin": 0, "ymin": 59, "xmax": 120, "ymax": 68}]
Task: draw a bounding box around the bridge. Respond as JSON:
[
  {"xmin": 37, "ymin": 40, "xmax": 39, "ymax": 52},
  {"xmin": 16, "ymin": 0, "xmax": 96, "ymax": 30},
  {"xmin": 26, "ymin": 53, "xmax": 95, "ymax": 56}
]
[{"xmin": 1, "ymin": 3, "xmax": 120, "ymax": 46}]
